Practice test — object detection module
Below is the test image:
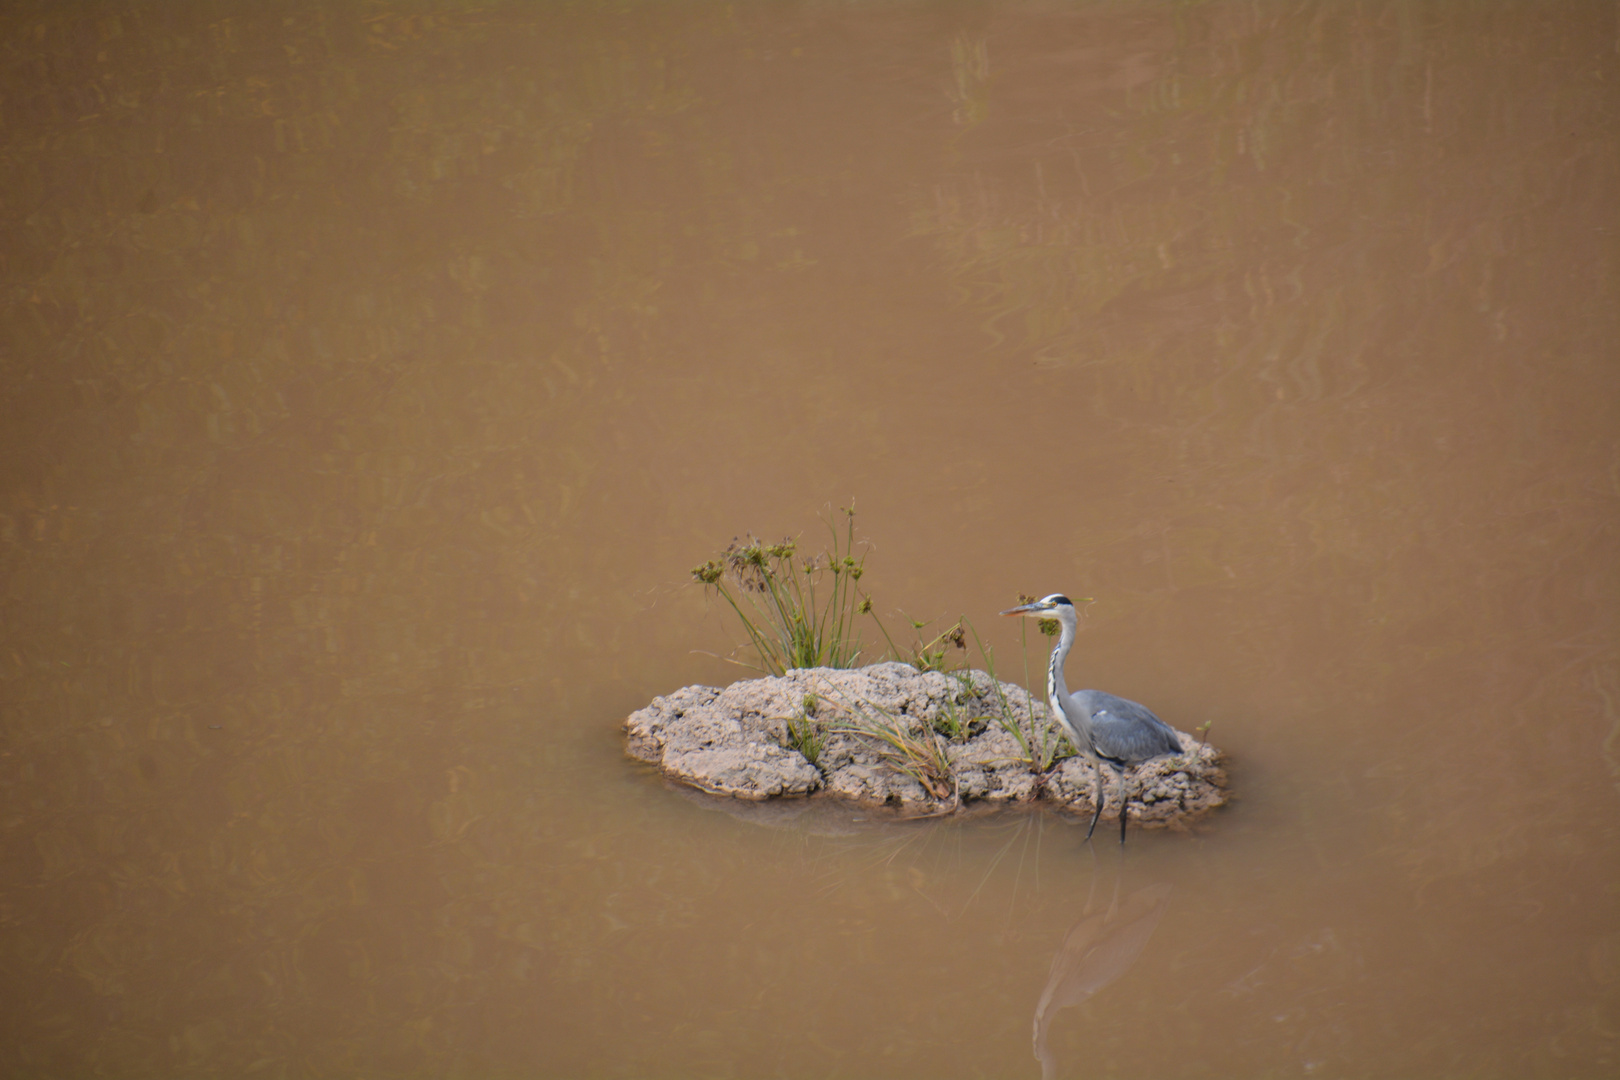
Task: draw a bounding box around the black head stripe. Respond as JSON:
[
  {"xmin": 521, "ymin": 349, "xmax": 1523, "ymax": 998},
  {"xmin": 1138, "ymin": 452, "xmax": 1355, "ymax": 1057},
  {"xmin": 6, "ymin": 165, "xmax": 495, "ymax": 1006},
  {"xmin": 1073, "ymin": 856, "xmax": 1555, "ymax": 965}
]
[{"xmin": 1045, "ymin": 594, "xmax": 1071, "ymax": 606}]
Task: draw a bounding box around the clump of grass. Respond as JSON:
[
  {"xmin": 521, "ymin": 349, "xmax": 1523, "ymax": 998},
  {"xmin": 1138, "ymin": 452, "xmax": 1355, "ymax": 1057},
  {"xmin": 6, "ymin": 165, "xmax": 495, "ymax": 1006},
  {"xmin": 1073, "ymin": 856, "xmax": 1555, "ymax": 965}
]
[
  {"xmin": 965, "ymin": 616, "xmax": 1073, "ymax": 773},
  {"xmin": 785, "ymin": 693, "xmax": 825, "ymax": 764},
  {"xmin": 785, "ymin": 718, "xmax": 825, "ymax": 765},
  {"xmin": 861, "ymin": 608, "xmax": 970, "ymax": 672},
  {"xmin": 906, "ymin": 617, "xmax": 968, "ymax": 673},
  {"xmin": 933, "ymin": 695, "xmax": 969, "ymax": 740},
  {"xmin": 691, "ymin": 506, "xmax": 879, "ymax": 675},
  {"xmin": 929, "ymin": 671, "xmax": 990, "ymax": 741},
  {"xmin": 692, "ymin": 506, "xmax": 971, "ymax": 675},
  {"xmin": 830, "ymin": 699, "xmax": 957, "ymax": 803}
]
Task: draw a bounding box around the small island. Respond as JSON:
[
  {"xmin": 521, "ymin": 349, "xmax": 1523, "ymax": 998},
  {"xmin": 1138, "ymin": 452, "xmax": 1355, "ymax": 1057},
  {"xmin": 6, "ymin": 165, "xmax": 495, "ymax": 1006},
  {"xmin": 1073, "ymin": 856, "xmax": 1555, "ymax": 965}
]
[{"xmin": 625, "ymin": 662, "xmax": 1227, "ymax": 829}]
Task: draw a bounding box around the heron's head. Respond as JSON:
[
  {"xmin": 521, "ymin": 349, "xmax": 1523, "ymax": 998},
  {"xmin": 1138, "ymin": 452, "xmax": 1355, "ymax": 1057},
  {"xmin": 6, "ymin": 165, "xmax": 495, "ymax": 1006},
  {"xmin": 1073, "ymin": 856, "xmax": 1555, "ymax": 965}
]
[{"xmin": 999, "ymin": 593, "xmax": 1080, "ymax": 618}]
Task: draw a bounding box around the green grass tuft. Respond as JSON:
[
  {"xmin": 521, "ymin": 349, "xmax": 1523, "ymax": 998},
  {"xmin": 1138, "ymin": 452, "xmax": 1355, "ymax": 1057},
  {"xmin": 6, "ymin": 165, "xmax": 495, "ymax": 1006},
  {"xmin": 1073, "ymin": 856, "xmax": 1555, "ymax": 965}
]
[
  {"xmin": 830, "ymin": 699, "xmax": 957, "ymax": 803},
  {"xmin": 785, "ymin": 713, "xmax": 825, "ymax": 765},
  {"xmin": 691, "ymin": 505, "xmax": 971, "ymax": 675},
  {"xmin": 691, "ymin": 505, "xmax": 877, "ymax": 675}
]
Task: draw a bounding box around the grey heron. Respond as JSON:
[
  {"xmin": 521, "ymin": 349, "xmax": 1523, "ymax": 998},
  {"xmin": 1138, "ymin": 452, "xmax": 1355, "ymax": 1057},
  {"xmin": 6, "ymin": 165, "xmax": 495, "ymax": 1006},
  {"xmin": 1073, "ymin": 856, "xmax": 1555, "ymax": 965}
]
[{"xmin": 1001, "ymin": 594, "xmax": 1183, "ymax": 843}]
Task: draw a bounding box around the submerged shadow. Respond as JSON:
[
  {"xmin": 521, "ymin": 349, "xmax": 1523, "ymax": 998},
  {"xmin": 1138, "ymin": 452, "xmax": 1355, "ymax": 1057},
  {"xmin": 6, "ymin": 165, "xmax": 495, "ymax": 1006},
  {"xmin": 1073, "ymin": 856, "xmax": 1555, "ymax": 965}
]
[{"xmin": 1032, "ymin": 861, "xmax": 1172, "ymax": 1080}]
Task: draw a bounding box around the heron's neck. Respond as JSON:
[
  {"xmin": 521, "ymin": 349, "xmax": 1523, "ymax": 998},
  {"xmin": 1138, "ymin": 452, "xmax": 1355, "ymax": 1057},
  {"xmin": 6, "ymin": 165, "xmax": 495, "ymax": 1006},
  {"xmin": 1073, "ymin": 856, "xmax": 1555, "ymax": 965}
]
[{"xmin": 1046, "ymin": 617, "xmax": 1076, "ymax": 716}]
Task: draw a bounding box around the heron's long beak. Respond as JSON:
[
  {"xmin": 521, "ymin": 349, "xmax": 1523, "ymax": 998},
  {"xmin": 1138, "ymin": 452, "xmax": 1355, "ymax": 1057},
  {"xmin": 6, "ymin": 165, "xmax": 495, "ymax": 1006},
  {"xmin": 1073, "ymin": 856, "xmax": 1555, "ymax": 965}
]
[{"xmin": 1000, "ymin": 602, "xmax": 1050, "ymax": 617}]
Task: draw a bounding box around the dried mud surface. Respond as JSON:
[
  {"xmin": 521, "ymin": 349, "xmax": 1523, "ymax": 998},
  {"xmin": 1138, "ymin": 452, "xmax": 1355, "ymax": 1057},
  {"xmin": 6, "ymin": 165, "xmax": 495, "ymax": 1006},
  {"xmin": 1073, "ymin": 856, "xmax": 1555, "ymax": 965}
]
[{"xmin": 625, "ymin": 663, "xmax": 1227, "ymax": 829}]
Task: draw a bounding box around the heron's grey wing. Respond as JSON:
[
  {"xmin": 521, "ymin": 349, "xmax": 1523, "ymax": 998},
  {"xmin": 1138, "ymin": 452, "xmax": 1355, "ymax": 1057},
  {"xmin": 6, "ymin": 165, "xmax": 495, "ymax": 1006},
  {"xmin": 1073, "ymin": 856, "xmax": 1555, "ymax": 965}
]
[{"xmin": 1079, "ymin": 691, "xmax": 1182, "ymax": 764}]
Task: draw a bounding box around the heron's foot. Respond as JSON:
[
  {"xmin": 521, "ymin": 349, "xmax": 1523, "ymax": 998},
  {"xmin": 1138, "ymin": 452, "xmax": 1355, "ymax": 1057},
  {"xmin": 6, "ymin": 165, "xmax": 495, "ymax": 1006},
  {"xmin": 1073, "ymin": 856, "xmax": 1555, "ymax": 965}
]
[{"xmin": 1083, "ymin": 800, "xmax": 1103, "ymax": 842}]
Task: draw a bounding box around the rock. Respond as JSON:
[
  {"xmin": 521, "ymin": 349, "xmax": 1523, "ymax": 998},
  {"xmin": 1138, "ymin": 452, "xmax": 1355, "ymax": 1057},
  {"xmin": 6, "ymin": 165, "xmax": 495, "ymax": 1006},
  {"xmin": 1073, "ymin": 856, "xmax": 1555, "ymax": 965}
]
[
  {"xmin": 662, "ymin": 742, "xmax": 822, "ymax": 800},
  {"xmin": 623, "ymin": 664, "xmax": 1228, "ymax": 829},
  {"xmin": 624, "ymin": 685, "xmax": 719, "ymax": 763}
]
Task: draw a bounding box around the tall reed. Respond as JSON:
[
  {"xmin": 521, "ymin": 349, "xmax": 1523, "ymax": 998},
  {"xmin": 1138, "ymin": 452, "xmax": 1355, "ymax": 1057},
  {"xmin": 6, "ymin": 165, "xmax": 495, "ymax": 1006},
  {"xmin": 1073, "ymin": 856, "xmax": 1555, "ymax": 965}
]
[{"xmin": 691, "ymin": 505, "xmax": 877, "ymax": 675}]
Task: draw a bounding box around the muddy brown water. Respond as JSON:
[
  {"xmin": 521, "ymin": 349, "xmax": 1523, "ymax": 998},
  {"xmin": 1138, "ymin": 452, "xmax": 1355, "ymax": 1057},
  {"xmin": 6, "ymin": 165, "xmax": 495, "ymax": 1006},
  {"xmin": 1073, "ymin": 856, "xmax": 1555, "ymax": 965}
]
[{"xmin": 1, "ymin": 2, "xmax": 1616, "ymax": 1076}]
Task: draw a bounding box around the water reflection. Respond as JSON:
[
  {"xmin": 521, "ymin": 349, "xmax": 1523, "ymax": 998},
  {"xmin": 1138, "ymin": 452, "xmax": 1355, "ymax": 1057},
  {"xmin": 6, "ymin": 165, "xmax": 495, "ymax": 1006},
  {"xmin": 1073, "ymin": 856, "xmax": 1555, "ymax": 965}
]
[{"xmin": 1032, "ymin": 860, "xmax": 1171, "ymax": 1080}]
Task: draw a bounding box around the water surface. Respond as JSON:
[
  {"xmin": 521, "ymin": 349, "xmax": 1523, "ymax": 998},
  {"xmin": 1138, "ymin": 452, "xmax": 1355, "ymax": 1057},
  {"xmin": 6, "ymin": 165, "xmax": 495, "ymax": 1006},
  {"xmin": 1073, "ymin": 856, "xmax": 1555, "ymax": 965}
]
[{"xmin": 1, "ymin": 2, "xmax": 1616, "ymax": 1076}]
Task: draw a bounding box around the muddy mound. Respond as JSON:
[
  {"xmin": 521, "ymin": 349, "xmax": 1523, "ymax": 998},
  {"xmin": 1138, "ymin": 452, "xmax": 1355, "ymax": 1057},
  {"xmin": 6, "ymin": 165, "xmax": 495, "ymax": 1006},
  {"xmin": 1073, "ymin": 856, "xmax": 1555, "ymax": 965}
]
[{"xmin": 625, "ymin": 663, "xmax": 1227, "ymax": 829}]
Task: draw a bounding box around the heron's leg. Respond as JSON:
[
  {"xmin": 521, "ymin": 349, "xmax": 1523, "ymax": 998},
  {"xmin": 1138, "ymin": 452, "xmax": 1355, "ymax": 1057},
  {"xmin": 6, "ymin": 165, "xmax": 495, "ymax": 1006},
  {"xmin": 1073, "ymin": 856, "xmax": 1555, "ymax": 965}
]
[
  {"xmin": 1108, "ymin": 766, "xmax": 1128, "ymax": 845},
  {"xmin": 1118, "ymin": 765, "xmax": 1128, "ymax": 845},
  {"xmin": 1083, "ymin": 762, "xmax": 1104, "ymax": 842}
]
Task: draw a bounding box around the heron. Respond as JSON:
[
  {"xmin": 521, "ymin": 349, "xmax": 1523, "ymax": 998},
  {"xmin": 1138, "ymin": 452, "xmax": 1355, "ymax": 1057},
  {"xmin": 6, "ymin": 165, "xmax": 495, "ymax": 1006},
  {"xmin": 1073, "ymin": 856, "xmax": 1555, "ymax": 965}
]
[{"xmin": 1001, "ymin": 594, "xmax": 1183, "ymax": 843}]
